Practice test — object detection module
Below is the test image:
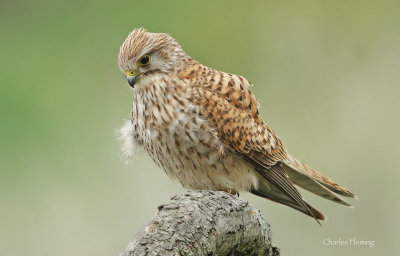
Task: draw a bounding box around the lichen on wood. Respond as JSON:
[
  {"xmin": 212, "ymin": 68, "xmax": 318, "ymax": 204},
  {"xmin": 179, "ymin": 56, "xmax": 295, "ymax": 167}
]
[{"xmin": 121, "ymin": 190, "xmax": 279, "ymax": 256}]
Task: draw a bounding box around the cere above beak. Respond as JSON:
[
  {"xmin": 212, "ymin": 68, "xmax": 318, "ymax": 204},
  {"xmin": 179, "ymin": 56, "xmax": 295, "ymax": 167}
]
[{"xmin": 126, "ymin": 70, "xmax": 139, "ymax": 88}]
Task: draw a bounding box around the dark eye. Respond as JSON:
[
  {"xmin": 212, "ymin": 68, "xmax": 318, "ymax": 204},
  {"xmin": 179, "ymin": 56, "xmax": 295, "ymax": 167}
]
[{"xmin": 138, "ymin": 55, "xmax": 151, "ymax": 66}]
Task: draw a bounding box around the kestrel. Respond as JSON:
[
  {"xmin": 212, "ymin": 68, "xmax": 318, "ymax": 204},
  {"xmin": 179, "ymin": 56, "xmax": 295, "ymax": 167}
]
[{"xmin": 118, "ymin": 28, "xmax": 355, "ymax": 222}]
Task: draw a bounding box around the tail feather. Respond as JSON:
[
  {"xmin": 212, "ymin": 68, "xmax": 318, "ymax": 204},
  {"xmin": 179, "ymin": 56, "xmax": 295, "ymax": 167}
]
[
  {"xmin": 251, "ymin": 176, "xmax": 326, "ymax": 221},
  {"xmin": 282, "ymin": 163, "xmax": 352, "ymax": 206},
  {"xmin": 284, "ymin": 154, "xmax": 356, "ymax": 199},
  {"xmin": 249, "ymin": 155, "xmax": 355, "ymax": 222}
]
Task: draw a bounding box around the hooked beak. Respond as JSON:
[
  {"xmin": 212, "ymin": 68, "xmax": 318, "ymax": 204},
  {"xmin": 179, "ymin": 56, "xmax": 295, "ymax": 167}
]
[{"xmin": 126, "ymin": 70, "xmax": 139, "ymax": 88}]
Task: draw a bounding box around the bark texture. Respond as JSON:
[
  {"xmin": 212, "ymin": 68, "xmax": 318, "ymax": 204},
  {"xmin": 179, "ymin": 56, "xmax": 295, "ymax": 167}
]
[{"xmin": 121, "ymin": 190, "xmax": 279, "ymax": 256}]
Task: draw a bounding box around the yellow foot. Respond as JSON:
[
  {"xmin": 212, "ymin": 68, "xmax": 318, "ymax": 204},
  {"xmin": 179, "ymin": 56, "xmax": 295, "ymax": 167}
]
[{"xmin": 222, "ymin": 189, "xmax": 239, "ymax": 196}]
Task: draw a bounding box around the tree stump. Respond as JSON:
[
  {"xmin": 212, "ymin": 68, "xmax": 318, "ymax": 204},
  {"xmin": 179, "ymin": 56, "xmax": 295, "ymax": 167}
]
[{"xmin": 121, "ymin": 190, "xmax": 279, "ymax": 256}]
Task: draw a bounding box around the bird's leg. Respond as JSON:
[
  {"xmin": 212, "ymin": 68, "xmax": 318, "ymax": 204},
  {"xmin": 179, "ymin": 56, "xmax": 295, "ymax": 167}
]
[{"xmin": 223, "ymin": 189, "xmax": 239, "ymax": 196}]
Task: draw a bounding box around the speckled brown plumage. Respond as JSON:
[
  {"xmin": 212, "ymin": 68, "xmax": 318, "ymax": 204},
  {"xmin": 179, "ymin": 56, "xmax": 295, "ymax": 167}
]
[{"xmin": 117, "ymin": 28, "xmax": 356, "ymax": 221}]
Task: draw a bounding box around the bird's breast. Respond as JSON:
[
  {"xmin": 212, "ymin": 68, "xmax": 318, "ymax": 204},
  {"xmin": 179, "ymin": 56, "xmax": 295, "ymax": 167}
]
[{"xmin": 130, "ymin": 80, "xmax": 258, "ymax": 191}]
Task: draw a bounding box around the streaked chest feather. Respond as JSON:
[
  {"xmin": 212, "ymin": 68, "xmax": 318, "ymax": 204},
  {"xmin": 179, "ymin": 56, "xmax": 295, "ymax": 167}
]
[{"xmin": 128, "ymin": 77, "xmax": 258, "ymax": 190}]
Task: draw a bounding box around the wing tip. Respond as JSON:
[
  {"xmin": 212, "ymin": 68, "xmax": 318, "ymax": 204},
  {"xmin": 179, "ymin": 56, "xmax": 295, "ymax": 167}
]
[
  {"xmin": 307, "ymin": 202, "xmax": 326, "ymax": 221},
  {"xmin": 316, "ymin": 213, "xmax": 326, "ymax": 221}
]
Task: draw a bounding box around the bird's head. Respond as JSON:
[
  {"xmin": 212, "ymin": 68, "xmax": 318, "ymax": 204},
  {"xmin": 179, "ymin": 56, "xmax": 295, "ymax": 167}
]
[{"xmin": 118, "ymin": 28, "xmax": 184, "ymax": 88}]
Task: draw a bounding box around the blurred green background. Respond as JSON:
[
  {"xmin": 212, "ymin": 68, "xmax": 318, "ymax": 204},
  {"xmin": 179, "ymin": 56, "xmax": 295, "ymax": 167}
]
[{"xmin": 1, "ymin": 0, "xmax": 399, "ymax": 255}]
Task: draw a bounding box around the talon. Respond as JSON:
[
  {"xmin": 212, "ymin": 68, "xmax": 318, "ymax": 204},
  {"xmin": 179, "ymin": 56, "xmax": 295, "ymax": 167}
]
[{"xmin": 222, "ymin": 189, "xmax": 238, "ymax": 195}]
